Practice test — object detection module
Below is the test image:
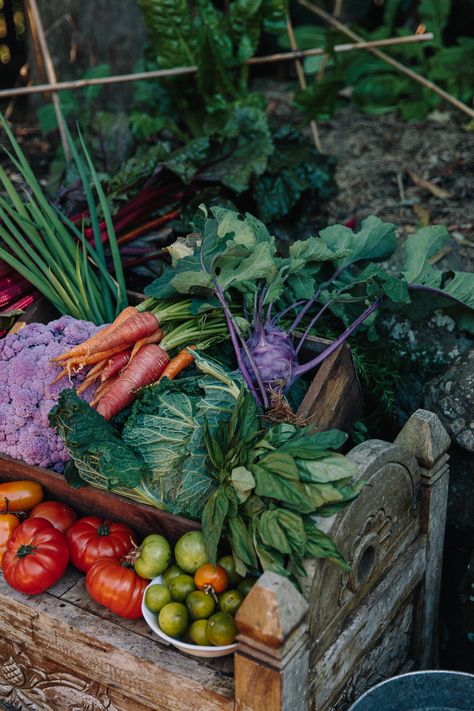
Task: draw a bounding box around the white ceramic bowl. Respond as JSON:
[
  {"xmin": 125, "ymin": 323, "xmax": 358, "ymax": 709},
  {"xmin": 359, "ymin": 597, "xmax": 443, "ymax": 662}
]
[{"xmin": 141, "ymin": 575, "xmax": 238, "ymax": 658}]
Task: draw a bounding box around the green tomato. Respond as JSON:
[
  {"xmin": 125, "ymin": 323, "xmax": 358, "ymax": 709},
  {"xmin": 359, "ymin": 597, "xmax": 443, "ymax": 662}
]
[
  {"xmin": 218, "ymin": 589, "xmax": 243, "ymax": 616},
  {"xmin": 186, "ymin": 590, "xmax": 215, "ymax": 620},
  {"xmin": 238, "ymin": 576, "xmax": 257, "ymax": 596},
  {"xmin": 163, "ymin": 563, "xmax": 184, "ymax": 587},
  {"xmin": 145, "ymin": 584, "xmax": 171, "ymax": 613},
  {"xmin": 159, "ymin": 602, "xmax": 189, "ymax": 638},
  {"xmin": 169, "ymin": 574, "xmax": 196, "ymax": 603},
  {"xmin": 218, "ymin": 555, "xmax": 243, "ymax": 586},
  {"xmin": 134, "ymin": 534, "xmax": 171, "ymax": 580},
  {"xmin": 174, "ymin": 531, "xmax": 208, "ymax": 574},
  {"xmin": 189, "ymin": 619, "xmax": 211, "ymax": 646}
]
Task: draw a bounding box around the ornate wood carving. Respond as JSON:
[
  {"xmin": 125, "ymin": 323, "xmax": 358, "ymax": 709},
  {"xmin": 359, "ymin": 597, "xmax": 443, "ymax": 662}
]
[
  {"xmin": 330, "ymin": 602, "xmax": 414, "ymax": 711},
  {"xmin": 0, "ymin": 638, "xmax": 118, "ymax": 711}
]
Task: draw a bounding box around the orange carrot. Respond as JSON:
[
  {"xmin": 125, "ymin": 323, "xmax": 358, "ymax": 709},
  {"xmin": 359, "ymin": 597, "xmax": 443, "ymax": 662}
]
[
  {"xmin": 97, "ymin": 344, "xmax": 170, "ymax": 420},
  {"xmin": 65, "ymin": 311, "xmax": 160, "ymax": 362},
  {"xmin": 52, "ymin": 306, "xmax": 139, "ymax": 362},
  {"xmin": 100, "ymin": 349, "xmax": 132, "ymax": 383},
  {"xmin": 129, "ymin": 328, "xmax": 163, "ymax": 362},
  {"xmin": 159, "ymin": 346, "xmax": 196, "ymax": 382},
  {"xmin": 67, "ymin": 344, "xmax": 130, "ymax": 372}
]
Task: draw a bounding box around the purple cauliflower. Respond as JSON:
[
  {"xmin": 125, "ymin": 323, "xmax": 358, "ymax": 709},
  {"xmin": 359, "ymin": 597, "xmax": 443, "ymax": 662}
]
[{"xmin": 0, "ymin": 315, "xmax": 100, "ymax": 471}]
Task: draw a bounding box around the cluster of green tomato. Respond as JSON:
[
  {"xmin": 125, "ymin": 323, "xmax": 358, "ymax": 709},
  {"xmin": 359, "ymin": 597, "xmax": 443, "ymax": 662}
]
[{"xmin": 142, "ymin": 530, "xmax": 256, "ymax": 646}]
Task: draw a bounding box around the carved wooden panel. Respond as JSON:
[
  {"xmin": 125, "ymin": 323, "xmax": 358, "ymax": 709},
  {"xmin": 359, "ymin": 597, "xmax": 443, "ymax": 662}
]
[
  {"xmin": 329, "ymin": 600, "xmax": 415, "ymax": 711},
  {"xmin": 303, "ymin": 442, "xmax": 421, "ymax": 645},
  {"xmin": 0, "ymin": 637, "xmax": 124, "ymax": 711}
]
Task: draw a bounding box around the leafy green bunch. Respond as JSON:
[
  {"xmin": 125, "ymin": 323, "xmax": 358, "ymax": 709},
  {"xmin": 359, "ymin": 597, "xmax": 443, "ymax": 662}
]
[
  {"xmin": 291, "ymin": 0, "xmax": 474, "ymax": 122},
  {"xmin": 201, "ymin": 388, "xmax": 362, "ymax": 579},
  {"xmin": 137, "ymin": 0, "xmax": 288, "ymax": 135}
]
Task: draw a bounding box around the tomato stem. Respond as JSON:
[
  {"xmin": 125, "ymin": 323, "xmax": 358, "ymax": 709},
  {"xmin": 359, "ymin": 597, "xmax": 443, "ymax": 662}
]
[
  {"xmin": 97, "ymin": 523, "xmax": 110, "ymax": 536},
  {"xmin": 16, "ymin": 544, "xmax": 37, "ymax": 558}
]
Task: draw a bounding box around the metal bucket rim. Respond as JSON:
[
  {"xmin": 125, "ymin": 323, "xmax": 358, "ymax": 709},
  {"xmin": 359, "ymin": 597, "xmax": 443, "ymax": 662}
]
[{"xmin": 350, "ymin": 670, "xmax": 474, "ymax": 709}]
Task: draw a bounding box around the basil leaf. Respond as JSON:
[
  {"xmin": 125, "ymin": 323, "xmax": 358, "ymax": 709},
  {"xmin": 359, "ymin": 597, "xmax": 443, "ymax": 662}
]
[
  {"xmin": 202, "ymin": 486, "xmax": 229, "ymax": 565},
  {"xmin": 303, "ymin": 518, "xmax": 351, "ymax": 572},
  {"xmin": 227, "ymin": 514, "xmax": 258, "ymax": 569}
]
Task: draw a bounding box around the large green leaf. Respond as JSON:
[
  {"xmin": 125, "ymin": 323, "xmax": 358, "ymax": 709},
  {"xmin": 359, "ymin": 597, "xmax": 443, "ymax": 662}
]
[
  {"xmin": 402, "ymin": 225, "xmax": 448, "ymax": 283},
  {"xmin": 320, "ymin": 215, "xmax": 397, "ymax": 268},
  {"xmin": 138, "ymin": 0, "xmax": 197, "ymax": 67}
]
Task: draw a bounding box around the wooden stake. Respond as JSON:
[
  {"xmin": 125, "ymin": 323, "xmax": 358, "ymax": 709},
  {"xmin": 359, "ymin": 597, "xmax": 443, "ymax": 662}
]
[
  {"xmin": 286, "ymin": 16, "xmax": 323, "ymax": 153},
  {"xmin": 298, "ymin": 0, "xmax": 474, "ymax": 120},
  {"xmin": 0, "ymin": 34, "xmax": 433, "ymax": 100},
  {"xmin": 24, "ymin": 0, "xmax": 71, "ymax": 160}
]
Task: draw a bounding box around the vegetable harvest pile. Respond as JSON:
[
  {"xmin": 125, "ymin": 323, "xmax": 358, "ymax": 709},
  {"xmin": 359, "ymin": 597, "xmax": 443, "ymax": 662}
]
[{"xmin": 0, "ymin": 204, "xmax": 473, "ymax": 629}]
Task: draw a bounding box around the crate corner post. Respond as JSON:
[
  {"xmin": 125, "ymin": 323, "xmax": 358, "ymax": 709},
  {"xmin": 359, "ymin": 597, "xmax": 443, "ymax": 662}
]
[
  {"xmin": 234, "ymin": 571, "xmax": 310, "ymax": 711},
  {"xmin": 395, "ymin": 408, "xmax": 451, "ymax": 668}
]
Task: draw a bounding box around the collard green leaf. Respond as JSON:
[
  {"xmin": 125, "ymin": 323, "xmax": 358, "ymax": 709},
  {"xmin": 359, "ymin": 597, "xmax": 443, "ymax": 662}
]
[
  {"xmin": 202, "ymin": 486, "xmax": 230, "ymax": 564},
  {"xmin": 49, "ymin": 389, "xmax": 147, "ymax": 492}
]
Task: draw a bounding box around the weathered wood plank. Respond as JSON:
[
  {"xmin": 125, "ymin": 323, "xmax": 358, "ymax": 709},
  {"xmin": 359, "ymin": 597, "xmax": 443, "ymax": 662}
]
[
  {"xmin": 297, "ymin": 338, "xmax": 362, "ymax": 433},
  {"xmin": 309, "ymin": 538, "xmax": 426, "ymax": 710},
  {"xmin": 0, "ymin": 453, "xmax": 199, "ymax": 541},
  {"xmin": 0, "ymin": 574, "xmax": 234, "ymax": 711}
]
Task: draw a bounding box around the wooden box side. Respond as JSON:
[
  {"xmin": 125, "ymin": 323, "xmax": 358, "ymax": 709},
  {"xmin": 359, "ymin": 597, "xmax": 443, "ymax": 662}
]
[{"xmin": 0, "ymin": 454, "xmax": 199, "ymax": 541}]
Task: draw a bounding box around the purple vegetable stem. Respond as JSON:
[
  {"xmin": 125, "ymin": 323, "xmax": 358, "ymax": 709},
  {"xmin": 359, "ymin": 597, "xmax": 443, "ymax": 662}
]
[
  {"xmin": 295, "ymin": 299, "xmax": 333, "ymax": 356},
  {"xmin": 290, "ymin": 265, "xmax": 346, "ymax": 333},
  {"xmin": 293, "ymin": 298, "xmax": 382, "ymax": 378},
  {"xmin": 213, "ymin": 283, "xmax": 263, "ymax": 407}
]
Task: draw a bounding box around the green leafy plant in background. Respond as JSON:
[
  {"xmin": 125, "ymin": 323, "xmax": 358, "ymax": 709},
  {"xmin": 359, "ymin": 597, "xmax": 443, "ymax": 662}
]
[
  {"xmin": 288, "ymin": 0, "xmax": 474, "ymax": 121},
  {"xmin": 0, "ymin": 116, "xmax": 127, "ymax": 324}
]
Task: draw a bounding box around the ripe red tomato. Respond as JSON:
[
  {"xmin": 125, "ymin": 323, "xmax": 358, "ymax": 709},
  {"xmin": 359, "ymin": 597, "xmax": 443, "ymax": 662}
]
[
  {"xmin": 29, "ymin": 500, "xmax": 78, "ymax": 534},
  {"xmin": 66, "ymin": 516, "xmax": 136, "ymax": 573},
  {"xmin": 194, "ymin": 563, "xmax": 229, "ymax": 594},
  {"xmin": 2, "ymin": 517, "xmax": 69, "ymax": 594},
  {"xmin": 86, "ymin": 557, "xmax": 148, "ymax": 619}
]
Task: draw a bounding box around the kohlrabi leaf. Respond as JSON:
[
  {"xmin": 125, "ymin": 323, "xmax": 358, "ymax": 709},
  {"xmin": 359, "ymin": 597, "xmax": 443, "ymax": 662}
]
[
  {"xmin": 401, "ymin": 225, "xmax": 449, "ymax": 283},
  {"xmin": 320, "ymin": 215, "xmax": 397, "ymax": 267}
]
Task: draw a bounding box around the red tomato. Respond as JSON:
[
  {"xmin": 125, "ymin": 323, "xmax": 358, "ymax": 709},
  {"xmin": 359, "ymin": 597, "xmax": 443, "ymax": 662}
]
[
  {"xmin": 2, "ymin": 517, "xmax": 69, "ymax": 594},
  {"xmin": 86, "ymin": 557, "xmax": 148, "ymax": 619},
  {"xmin": 29, "ymin": 500, "xmax": 78, "ymax": 534},
  {"xmin": 194, "ymin": 563, "xmax": 229, "ymax": 593},
  {"xmin": 66, "ymin": 516, "xmax": 136, "ymax": 573}
]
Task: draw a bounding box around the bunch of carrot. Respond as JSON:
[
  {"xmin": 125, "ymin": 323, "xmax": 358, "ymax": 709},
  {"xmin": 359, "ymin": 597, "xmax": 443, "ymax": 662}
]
[{"xmin": 52, "ymin": 306, "xmax": 198, "ymax": 420}]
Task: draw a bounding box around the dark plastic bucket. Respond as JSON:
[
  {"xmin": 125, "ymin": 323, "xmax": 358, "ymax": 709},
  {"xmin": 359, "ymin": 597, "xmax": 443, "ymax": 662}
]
[{"xmin": 348, "ymin": 671, "xmax": 474, "ymax": 711}]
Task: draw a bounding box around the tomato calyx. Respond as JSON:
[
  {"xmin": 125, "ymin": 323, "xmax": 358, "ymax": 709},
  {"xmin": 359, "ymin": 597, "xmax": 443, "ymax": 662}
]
[
  {"xmin": 202, "ymin": 583, "xmax": 218, "ymax": 603},
  {"xmin": 97, "ymin": 523, "xmax": 111, "ymax": 537},
  {"xmin": 15, "ymin": 543, "xmax": 37, "ymax": 559}
]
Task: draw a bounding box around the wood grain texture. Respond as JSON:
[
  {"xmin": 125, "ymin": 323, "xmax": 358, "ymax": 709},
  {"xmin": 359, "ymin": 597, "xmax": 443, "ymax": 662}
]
[
  {"xmin": 0, "ymin": 453, "xmax": 199, "ymax": 541},
  {"xmin": 297, "ymin": 338, "xmax": 362, "ymax": 433},
  {"xmin": 0, "ymin": 572, "xmax": 234, "ymax": 711}
]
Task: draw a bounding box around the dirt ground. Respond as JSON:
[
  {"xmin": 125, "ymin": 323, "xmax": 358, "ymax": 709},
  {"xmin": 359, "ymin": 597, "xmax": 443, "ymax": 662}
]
[{"xmin": 320, "ymin": 107, "xmax": 474, "ymax": 272}]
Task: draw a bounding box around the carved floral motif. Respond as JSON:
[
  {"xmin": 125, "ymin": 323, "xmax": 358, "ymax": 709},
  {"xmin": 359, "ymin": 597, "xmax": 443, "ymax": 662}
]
[{"xmin": 0, "ymin": 638, "xmax": 118, "ymax": 711}]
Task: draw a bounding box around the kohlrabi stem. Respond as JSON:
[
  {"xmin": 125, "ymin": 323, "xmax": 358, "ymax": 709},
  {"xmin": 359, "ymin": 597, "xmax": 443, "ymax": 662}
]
[
  {"xmin": 295, "ymin": 299, "xmax": 333, "ymax": 356},
  {"xmin": 290, "ymin": 265, "xmax": 346, "ymax": 333},
  {"xmin": 213, "ymin": 282, "xmax": 266, "ymax": 408},
  {"xmin": 273, "ymin": 300, "xmax": 307, "ymax": 323},
  {"xmin": 293, "ymin": 298, "xmax": 382, "ymax": 378}
]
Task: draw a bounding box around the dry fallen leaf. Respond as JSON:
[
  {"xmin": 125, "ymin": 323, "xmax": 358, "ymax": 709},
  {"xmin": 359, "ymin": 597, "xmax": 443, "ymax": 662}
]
[
  {"xmin": 412, "ymin": 203, "xmax": 430, "ymax": 226},
  {"xmin": 407, "ymin": 169, "xmax": 453, "ymax": 199}
]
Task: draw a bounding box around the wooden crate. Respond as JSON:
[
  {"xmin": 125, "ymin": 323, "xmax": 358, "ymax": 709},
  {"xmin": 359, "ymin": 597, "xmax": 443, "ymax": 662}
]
[{"xmin": 0, "ymin": 409, "xmax": 451, "ymax": 710}]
